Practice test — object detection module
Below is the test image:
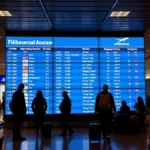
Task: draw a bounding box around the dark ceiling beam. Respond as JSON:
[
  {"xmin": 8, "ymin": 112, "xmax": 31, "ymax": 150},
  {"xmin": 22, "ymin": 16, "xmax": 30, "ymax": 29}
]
[
  {"xmin": 100, "ymin": 0, "xmax": 119, "ymax": 30},
  {"xmin": 38, "ymin": 0, "xmax": 53, "ymax": 30},
  {"xmin": 6, "ymin": 30, "xmax": 144, "ymax": 37}
]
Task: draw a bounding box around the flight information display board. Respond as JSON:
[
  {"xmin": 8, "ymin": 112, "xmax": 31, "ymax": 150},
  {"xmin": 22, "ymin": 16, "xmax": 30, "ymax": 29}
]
[
  {"xmin": 100, "ymin": 37, "xmax": 145, "ymax": 110},
  {"xmin": 6, "ymin": 37, "xmax": 53, "ymax": 114},
  {"xmin": 5, "ymin": 37, "xmax": 145, "ymax": 114},
  {"xmin": 54, "ymin": 38, "xmax": 99, "ymax": 113}
]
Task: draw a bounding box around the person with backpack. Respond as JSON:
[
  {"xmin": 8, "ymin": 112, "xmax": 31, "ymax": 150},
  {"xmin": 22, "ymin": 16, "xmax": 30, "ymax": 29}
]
[
  {"xmin": 95, "ymin": 84, "xmax": 116, "ymax": 140},
  {"xmin": 31, "ymin": 90, "xmax": 47, "ymax": 137},
  {"xmin": 9, "ymin": 84, "xmax": 26, "ymax": 141}
]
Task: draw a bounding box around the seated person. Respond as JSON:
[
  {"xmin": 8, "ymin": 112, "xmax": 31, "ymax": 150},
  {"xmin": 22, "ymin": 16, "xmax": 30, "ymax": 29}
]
[
  {"xmin": 119, "ymin": 101, "xmax": 130, "ymax": 114},
  {"xmin": 113, "ymin": 101, "xmax": 130, "ymax": 133}
]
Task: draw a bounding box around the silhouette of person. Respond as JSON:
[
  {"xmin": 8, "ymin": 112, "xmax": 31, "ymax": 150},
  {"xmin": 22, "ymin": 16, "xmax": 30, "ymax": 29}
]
[
  {"xmin": 134, "ymin": 96, "xmax": 147, "ymax": 114},
  {"xmin": 2, "ymin": 92, "xmax": 5, "ymax": 123},
  {"xmin": 9, "ymin": 83, "xmax": 26, "ymax": 141},
  {"xmin": 2, "ymin": 92, "xmax": 5, "ymax": 114},
  {"xmin": 59, "ymin": 91, "xmax": 73, "ymax": 136},
  {"xmin": 95, "ymin": 84, "xmax": 116, "ymax": 140},
  {"xmin": 134, "ymin": 96, "xmax": 147, "ymax": 131},
  {"xmin": 32, "ymin": 90, "xmax": 47, "ymax": 137},
  {"xmin": 120, "ymin": 101, "xmax": 130, "ymax": 114}
]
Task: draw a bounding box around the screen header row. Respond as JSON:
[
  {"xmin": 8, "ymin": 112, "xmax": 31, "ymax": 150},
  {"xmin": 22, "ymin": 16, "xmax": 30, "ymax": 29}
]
[{"xmin": 6, "ymin": 37, "xmax": 144, "ymax": 48}]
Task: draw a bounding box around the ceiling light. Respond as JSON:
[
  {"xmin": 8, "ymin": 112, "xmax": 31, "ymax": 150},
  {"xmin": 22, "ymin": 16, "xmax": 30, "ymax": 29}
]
[
  {"xmin": 110, "ymin": 11, "xmax": 130, "ymax": 17},
  {"xmin": 0, "ymin": 11, "xmax": 12, "ymax": 16}
]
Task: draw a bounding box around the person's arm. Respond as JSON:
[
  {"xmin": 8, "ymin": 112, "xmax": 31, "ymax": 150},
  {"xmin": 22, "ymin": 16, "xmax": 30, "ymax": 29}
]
[
  {"xmin": 59, "ymin": 100, "xmax": 64, "ymax": 111},
  {"xmin": 134, "ymin": 104, "xmax": 136, "ymax": 108},
  {"xmin": 44, "ymin": 98, "xmax": 48, "ymax": 113},
  {"xmin": 9, "ymin": 92, "xmax": 16, "ymax": 112},
  {"xmin": 110, "ymin": 93, "xmax": 116, "ymax": 113},
  {"xmin": 68, "ymin": 98, "xmax": 71, "ymax": 114},
  {"xmin": 120, "ymin": 107, "xmax": 123, "ymax": 113},
  {"xmin": 31, "ymin": 99, "xmax": 35, "ymax": 113},
  {"xmin": 23, "ymin": 93, "xmax": 26, "ymax": 113},
  {"xmin": 144, "ymin": 104, "xmax": 147, "ymax": 112},
  {"xmin": 70, "ymin": 99, "xmax": 72, "ymax": 113},
  {"xmin": 134, "ymin": 103, "xmax": 138, "ymax": 112},
  {"xmin": 95, "ymin": 93, "xmax": 100, "ymax": 113}
]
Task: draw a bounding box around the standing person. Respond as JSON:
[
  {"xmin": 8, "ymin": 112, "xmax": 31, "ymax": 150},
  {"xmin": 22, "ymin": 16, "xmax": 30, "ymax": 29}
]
[
  {"xmin": 134, "ymin": 96, "xmax": 147, "ymax": 131},
  {"xmin": 59, "ymin": 91, "xmax": 73, "ymax": 136},
  {"xmin": 32, "ymin": 90, "xmax": 47, "ymax": 137},
  {"xmin": 95, "ymin": 84, "xmax": 116, "ymax": 140},
  {"xmin": 2, "ymin": 92, "xmax": 5, "ymax": 122},
  {"xmin": 9, "ymin": 84, "xmax": 26, "ymax": 141}
]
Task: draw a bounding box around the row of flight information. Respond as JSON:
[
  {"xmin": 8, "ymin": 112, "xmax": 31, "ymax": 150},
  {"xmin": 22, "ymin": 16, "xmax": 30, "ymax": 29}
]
[{"xmin": 5, "ymin": 37, "xmax": 145, "ymax": 114}]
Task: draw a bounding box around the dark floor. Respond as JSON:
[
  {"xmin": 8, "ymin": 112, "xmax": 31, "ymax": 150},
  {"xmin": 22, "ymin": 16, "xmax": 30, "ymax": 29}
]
[{"xmin": 1, "ymin": 128, "xmax": 149, "ymax": 150}]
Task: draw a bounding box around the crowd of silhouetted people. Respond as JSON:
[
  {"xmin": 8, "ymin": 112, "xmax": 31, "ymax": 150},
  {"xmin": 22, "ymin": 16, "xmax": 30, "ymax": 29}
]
[
  {"xmin": 8, "ymin": 83, "xmax": 148, "ymax": 141},
  {"xmin": 9, "ymin": 83, "xmax": 74, "ymax": 141}
]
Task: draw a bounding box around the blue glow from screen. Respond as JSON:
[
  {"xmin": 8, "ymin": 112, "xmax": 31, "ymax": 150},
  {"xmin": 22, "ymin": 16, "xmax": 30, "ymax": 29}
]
[{"xmin": 5, "ymin": 37, "xmax": 145, "ymax": 114}]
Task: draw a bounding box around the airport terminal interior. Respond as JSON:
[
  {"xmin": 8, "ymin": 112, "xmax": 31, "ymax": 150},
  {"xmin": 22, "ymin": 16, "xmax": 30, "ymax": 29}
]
[{"xmin": 0, "ymin": 0, "xmax": 150, "ymax": 149}]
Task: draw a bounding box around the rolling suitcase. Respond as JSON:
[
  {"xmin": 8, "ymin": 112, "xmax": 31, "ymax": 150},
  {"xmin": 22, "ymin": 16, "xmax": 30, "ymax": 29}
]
[
  {"xmin": 129, "ymin": 115, "xmax": 140, "ymax": 133},
  {"xmin": 41, "ymin": 115, "xmax": 51, "ymax": 138},
  {"xmin": 89, "ymin": 121, "xmax": 101, "ymax": 143}
]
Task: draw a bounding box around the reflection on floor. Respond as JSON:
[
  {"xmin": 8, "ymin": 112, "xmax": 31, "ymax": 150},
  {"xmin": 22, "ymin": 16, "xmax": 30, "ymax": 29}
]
[{"xmin": 1, "ymin": 128, "xmax": 149, "ymax": 150}]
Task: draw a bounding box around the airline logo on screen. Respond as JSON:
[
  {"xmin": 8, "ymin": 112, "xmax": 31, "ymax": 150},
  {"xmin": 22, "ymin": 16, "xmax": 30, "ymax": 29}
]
[{"xmin": 114, "ymin": 38, "xmax": 129, "ymax": 46}]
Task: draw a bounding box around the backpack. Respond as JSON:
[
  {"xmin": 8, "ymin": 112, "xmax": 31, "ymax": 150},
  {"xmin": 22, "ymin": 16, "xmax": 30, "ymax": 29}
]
[{"xmin": 98, "ymin": 93, "xmax": 111, "ymax": 109}]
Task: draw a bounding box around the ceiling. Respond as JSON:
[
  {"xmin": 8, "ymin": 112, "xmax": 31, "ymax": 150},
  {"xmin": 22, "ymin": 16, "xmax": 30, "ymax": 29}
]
[{"xmin": 0, "ymin": 0, "xmax": 150, "ymax": 32}]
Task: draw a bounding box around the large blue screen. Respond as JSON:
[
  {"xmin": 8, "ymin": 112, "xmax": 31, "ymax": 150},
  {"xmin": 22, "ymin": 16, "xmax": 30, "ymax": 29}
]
[
  {"xmin": 99, "ymin": 37, "xmax": 145, "ymax": 110},
  {"xmin": 5, "ymin": 37, "xmax": 145, "ymax": 114}
]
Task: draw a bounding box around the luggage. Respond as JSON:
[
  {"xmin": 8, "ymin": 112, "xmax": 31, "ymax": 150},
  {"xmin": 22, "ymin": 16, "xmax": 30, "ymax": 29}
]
[
  {"xmin": 114, "ymin": 114, "xmax": 130, "ymax": 133},
  {"xmin": 129, "ymin": 115, "xmax": 141, "ymax": 133},
  {"xmin": 41, "ymin": 116, "xmax": 51, "ymax": 138},
  {"xmin": 89, "ymin": 121, "xmax": 101, "ymax": 143},
  {"xmin": 114, "ymin": 114, "xmax": 141, "ymax": 133}
]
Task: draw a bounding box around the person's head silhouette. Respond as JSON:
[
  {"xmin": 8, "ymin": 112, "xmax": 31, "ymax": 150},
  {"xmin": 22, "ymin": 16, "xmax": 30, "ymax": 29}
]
[
  {"xmin": 18, "ymin": 84, "xmax": 24, "ymax": 91},
  {"xmin": 137, "ymin": 96, "xmax": 144, "ymax": 104},
  {"xmin": 62, "ymin": 91, "xmax": 68, "ymax": 98},
  {"xmin": 122, "ymin": 101, "xmax": 127, "ymax": 106},
  {"xmin": 36, "ymin": 90, "xmax": 43, "ymax": 99},
  {"xmin": 103, "ymin": 84, "xmax": 108, "ymax": 92}
]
